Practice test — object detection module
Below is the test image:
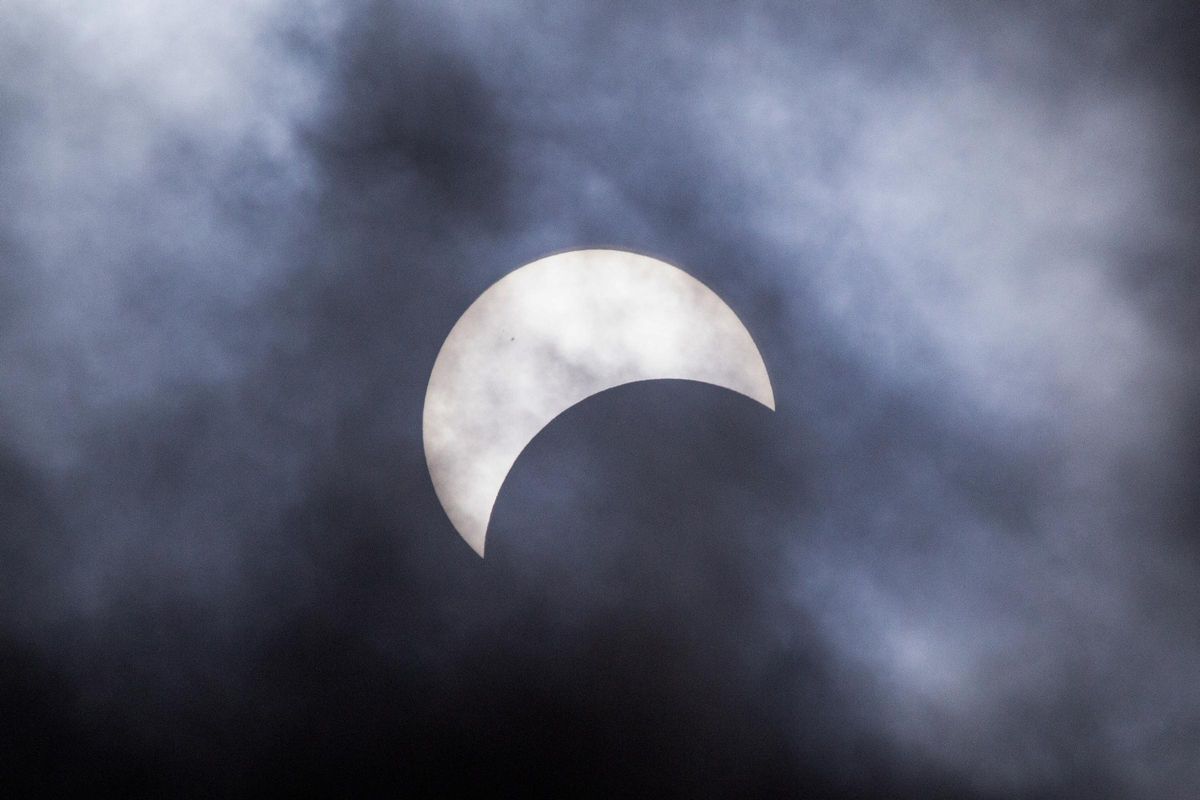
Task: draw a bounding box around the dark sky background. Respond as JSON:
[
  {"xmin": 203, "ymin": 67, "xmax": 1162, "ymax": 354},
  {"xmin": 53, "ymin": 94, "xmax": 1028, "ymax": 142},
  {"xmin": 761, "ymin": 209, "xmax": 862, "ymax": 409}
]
[{"xmin": 2, "ymin": 1, "xmax": 1199, "ymax": 797}]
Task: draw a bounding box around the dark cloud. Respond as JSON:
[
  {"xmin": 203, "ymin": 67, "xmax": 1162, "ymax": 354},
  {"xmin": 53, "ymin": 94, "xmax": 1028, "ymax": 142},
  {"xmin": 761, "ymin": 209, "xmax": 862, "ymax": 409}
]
[{"xmin": 1, "ymin": 1, "xmax": 1197, "ymax": 796}]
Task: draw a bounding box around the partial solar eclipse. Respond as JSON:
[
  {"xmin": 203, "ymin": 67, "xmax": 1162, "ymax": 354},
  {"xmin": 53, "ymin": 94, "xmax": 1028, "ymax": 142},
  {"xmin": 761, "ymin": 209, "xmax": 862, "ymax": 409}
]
[{"xmin": 423, "ymin": 249, "xmax": 775, "ymax": 556}]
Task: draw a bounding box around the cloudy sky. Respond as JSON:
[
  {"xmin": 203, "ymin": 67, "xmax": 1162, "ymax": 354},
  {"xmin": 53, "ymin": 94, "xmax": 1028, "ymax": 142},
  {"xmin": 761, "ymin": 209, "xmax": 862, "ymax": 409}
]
[{"xmin": 2, "ymin": 1, "xmax": 1198, "ymax": 796}]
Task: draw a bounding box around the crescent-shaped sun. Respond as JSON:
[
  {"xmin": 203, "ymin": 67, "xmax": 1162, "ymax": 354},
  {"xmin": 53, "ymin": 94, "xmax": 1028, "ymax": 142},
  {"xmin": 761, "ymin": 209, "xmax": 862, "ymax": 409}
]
[{"xmin": 423, "ymin": 248, "xmax": 775, "ymax": 556}]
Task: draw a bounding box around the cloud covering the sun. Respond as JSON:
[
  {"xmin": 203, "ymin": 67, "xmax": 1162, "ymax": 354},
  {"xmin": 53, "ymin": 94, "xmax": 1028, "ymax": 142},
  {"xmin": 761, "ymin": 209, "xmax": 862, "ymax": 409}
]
[{"xmin": 2, "ymin": 2, "xmax": 1198, "ymax": 796}]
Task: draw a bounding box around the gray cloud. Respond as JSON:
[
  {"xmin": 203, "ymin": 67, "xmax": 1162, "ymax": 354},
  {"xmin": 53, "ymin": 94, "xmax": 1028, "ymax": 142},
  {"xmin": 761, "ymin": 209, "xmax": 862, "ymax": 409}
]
[{"xmin": 2, "ymin": 1, "xmax": 1197, "ymax": 796}]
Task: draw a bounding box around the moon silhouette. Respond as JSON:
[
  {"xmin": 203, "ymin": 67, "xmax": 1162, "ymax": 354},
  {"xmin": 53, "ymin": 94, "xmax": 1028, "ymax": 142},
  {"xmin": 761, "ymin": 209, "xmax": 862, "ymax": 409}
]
[{"xmin": 423, "ymin": 249, "xmax": 775, "ymax": 556}]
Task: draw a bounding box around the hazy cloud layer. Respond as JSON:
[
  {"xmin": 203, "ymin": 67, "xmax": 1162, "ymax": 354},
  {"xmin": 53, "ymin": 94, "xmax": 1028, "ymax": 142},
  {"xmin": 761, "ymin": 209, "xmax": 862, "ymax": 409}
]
[{"xmin": 2, "ymin": 2, "xmax": 1198, "ymax": 796}]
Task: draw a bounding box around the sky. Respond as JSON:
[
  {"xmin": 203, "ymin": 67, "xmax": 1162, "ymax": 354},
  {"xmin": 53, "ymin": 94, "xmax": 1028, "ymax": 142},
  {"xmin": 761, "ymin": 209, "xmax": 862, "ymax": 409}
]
[{"xmin": 2, "ymin": 1, "xmax": 1198, "ymax": 796}]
